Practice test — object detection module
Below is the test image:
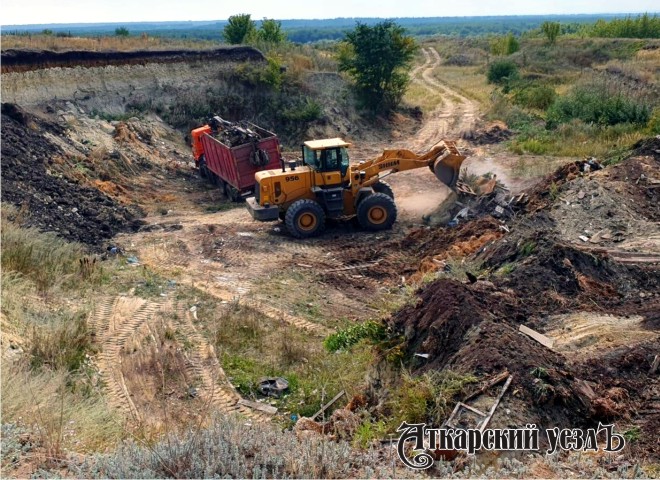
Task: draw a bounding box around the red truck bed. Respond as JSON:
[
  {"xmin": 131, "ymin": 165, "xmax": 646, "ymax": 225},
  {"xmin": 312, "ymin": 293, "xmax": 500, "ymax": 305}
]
[{"xmin": 192, "ymin": 122, "xmax": 282, "ymax": 200}]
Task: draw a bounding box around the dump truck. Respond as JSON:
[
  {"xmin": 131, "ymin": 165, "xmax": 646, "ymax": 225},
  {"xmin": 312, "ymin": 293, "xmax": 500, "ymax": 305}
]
[
  {"xmin": 246, "ymin": 138, "xmax": 466, "ymax": 238},
  {"xmin": 191, "ymin": 116, "xmax": 282, "ymax": 201}
]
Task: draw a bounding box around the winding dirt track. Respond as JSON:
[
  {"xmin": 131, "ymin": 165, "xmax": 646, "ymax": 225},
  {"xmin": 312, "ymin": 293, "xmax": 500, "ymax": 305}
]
[
  {"xmin": 92, "ymin": 46, "xmax": 481, "ymax": 424},
  {"xmin": 411, "ymin": 47, "xmax": 478, "ymax": 148}
]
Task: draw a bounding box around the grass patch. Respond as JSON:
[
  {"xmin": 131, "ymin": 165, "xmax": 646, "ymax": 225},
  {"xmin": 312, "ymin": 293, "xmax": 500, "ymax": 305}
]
[
  {"xmin": 212, "ymin": 302, "xmax": 375, "ymax": 419},
  {"xmin": 388, "ymin": 370, "xmax": 478, "ymax": 429},
  {"xmin": 403, "ymin": 80, "xmax": 443, "ymax": 113}
]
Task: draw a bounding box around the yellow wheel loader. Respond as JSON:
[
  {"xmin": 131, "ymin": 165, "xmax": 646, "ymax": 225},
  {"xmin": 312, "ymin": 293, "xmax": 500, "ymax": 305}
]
[{"xmin": 246, "ymin": 138, "xmax": 466, "ymax": 238}]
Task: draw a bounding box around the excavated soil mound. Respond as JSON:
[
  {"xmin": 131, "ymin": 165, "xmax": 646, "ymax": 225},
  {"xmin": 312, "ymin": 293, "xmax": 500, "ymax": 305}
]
[
  {"xmin": 388, "ymin": 279, "xmax": 588, "ymax": 426},
  {"xmin": 1, "ymin": 103, "xmax": 144, "ymax": 245},
  {"xmin": 461, "ymin": 121, "xmax": 512, "ymax": 145}
]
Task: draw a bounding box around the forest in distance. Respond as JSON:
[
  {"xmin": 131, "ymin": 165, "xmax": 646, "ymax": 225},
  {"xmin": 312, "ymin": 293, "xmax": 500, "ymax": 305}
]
[{"xmin": 4, "ymin": 13, "xmax": 659, "ymax": 43}]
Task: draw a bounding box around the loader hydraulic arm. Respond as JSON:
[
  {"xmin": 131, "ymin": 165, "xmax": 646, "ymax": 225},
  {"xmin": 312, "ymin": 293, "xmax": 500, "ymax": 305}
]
[{"xmin": 353, "ymin": 140, "xmax": 465, "ymax": 189}]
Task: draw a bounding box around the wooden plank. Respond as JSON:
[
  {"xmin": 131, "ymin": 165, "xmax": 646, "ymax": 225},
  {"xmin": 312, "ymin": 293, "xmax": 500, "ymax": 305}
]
[
  {"xmin": 519, "ymin": 324, "xmax": 554, "ymax": 349},
  {"xmin": 456, "ymin": 402, "xmax": 487, "ymax": 417},
  {"xmin": 311, "ymin": 390, "xmax": 346, "ymax": 420},
  {"xmin": 464, "ymin": 370, "xmax": 509, "ymax": 402},
  {"xmin": 478, "ymin": 375, "xmax": 513, "ymax": 432},
  {"xmin": 237, "ymin": 398, "xmax": 277, "ymax": 415}
]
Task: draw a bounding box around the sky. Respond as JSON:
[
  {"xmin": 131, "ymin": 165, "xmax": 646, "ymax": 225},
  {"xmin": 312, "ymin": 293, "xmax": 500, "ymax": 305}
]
[{"xmin": 2, "ymin": 0, "xmax": 658, "ymax": 25}]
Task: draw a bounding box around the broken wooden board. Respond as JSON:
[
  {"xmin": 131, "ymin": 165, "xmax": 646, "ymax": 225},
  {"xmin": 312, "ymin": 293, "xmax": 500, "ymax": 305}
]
[
  {"xmin": 237, "ymin": 398, "xmax": 277, "ymax": 415},
  {"xmin": 519, "ymin": 324, "xmax": 554, "ymax": 349},
  {"xmin": 311, "ymin": 390, "xmax": 346, "ymax": 420}
]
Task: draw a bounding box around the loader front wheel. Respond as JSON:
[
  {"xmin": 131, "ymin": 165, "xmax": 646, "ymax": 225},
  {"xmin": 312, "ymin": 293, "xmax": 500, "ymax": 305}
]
[
  {"xmin": 372, "ymin": 181, "xmax": 394, "ymax": 199},
  {"xmin": 285, "ymin": 199, "xmax": 326, "ymax": 239},
  {"xmin": 357, "ymin": 193, "xmax": 397, "ymax": 231}
]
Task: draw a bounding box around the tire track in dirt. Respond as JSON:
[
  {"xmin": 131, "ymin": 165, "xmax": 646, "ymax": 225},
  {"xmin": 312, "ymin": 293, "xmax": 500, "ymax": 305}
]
[
  {"xmin": 95, "ymin": 297, "xmax": 163, "ymax": 422},
  {"xmin": 174, "ymin": 303, "xmax": 273, "ymax": 422},
  {"xmin": 90, "ymin": 296, "xmax": 275, "ymax": 423}
]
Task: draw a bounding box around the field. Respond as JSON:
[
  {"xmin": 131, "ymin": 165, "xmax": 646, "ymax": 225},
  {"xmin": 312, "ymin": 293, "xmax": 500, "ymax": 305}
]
[{"xmin": 1, "ymin": 18, "xmax": 659, "ymax": 479}]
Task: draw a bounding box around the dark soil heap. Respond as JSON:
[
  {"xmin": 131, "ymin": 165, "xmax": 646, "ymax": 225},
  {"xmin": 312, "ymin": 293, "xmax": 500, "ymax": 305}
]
[
  {"xmin": 382, "ymin": 152, "xmax": 659, "ymax": 455},
  {"xmin": 1, "ymin": 103, "xmax": 144, "ymax": 245}
]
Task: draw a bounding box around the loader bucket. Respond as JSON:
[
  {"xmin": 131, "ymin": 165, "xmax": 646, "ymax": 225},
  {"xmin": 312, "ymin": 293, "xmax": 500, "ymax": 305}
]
[{"xmin": 433, "ymin": 152, "xmax": 465, "ymax": 188}]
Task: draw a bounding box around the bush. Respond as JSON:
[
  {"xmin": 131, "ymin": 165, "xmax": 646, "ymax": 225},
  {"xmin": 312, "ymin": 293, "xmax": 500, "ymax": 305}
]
[
  {"xmin": 512, "ymin": 83, "xmax": 557, "ymax": 110},
  {"xmin": 546, "ymin": 82, "xmax": 651, "ymax": 128},
  {"xmin": 487, "ymin": 60, "xmax": 519, "ymax": 85},
  {"xmin": 324, "ymin": 320, "xmax": 386, "ymax": 352},
  {"xmin": 489, "ymin": 33, "xmax": 520, "ymax": 56}
]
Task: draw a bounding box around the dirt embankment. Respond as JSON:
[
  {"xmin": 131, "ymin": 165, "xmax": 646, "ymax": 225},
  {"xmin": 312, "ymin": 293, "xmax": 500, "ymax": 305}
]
[
  {"xmin": 0, "ymin": 46, "xmax": 264, "ymax": 73},
  {"xmin": 0, "ymin": 47, "xmax": 263, "ymax": 112}
]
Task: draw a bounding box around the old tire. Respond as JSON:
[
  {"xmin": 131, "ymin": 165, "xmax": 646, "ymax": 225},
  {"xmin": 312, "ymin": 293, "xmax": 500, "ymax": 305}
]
[
  {"xmin": 372, "ymin": 181, "xmax": 394, "ymax": 199},
  {"xmin": 285, "ymin": 199, "xmax": 326, "ymax": 239},
  {"xmin": 357, "ymin": 192, "xmax": 397, "ymax": 231}
]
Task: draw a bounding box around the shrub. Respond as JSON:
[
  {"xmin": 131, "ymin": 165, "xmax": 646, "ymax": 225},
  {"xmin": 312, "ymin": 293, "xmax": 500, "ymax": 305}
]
[
  {"xmin": 512, "ymin": 83, "xmax": 557, "ymax": 110},
  {"xmin": 541, "ymin": 21, "xmax": 561, "ymax": 45},
  {"xmin": 324, "ymin": 320, "xmax": 386, "ymax": 352},
  {"xmin": 487, "ymin": 60, "xmax": 519, "ymax": 85},
  {"xmin": 546, "ymin": 82, "xmax": 651, "ymax": 128},
  {"xmin": 72, "ymin": 414, "xmax": 389, "ymax": 478},
  {"xmin": 338, "ymin": 21, "xmax": 417, "ymax": 112},
  {"xmin": 489, "ymin": 33, "xmax": 520, "ymax": 56}
]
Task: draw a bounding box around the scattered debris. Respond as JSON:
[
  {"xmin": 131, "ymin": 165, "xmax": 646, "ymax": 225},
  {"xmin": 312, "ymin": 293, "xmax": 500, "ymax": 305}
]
[
  {"xmin": 237, "ymin": 398, "xmax": 277, "ymax": 415},
  {"xmin": 518, "ymin": 325, "xmax": 555, "ymax": 349},
  {"xmin": 258, "ymin": 377, "xmax": 289, "ymax": 398},
  {"xmin": 311, "ymin": 390, "xmax": 346, "ymax": 420}
]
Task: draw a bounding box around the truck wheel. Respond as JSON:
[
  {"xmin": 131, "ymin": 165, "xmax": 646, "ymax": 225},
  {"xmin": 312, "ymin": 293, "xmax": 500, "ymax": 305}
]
[
  {"xmin": 225, "ymin": 183, "xmax": 240, "ymax": 202},
  {"xmin": 198, "ymin": 155, "xmax": 208, "ymax": 179},
  {"xmin": 357, "ymin": 193, "xmax": 397, "ymax": 231},
  {"xmin": 285, "ymin": 199, "xmax": 326, "ymax": 239},
  {"xmin": 373, "ymin": 181, "xmax": 394, "ymax": 199}
]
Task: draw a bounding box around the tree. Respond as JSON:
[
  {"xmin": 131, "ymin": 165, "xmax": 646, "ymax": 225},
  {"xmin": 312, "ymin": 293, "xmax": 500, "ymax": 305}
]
[
  {"xmin": 338, "ymin": 21, "xmax": 417, "ymax": 113},
  {"xmin": 258, "ymin": 18, "xmax": 285, "ymax": 43},
  {"xmin": 114, "ymin": 27, "xmax": 129, "ymax": 37},
  {"xmin": 489, "ymin": 32, "xmax": 520, "ymax": 55},
  {"xmin": 541, "ymin": 21, "xmax": 560, "ymax": 45},
  {"xmin": 223, "ymin": 14, "xmax": 256, "ymax": 44}
]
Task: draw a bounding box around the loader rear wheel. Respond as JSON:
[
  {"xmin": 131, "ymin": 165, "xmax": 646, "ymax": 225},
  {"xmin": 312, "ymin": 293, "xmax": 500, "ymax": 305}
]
[
  {"xmin": 357, "ymin": 193, "xmax": 397, "ymax": 231},
  {"xmin": 372, "ymin": 181, "xmax": 394, "ymax": 199},
  {"xmin": 285, "ymin": 199, "xmax": 326, "ymax": 239}
]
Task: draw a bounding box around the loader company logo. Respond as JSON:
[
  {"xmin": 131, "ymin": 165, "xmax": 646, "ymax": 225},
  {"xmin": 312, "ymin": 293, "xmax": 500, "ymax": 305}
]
[
  {"xmin": 395, "ymin": 422, "xmax": 626, "ymax": 470},
  {"xmin": 378, "ymin": 159, "xmax": 400, "ymax": 169}
]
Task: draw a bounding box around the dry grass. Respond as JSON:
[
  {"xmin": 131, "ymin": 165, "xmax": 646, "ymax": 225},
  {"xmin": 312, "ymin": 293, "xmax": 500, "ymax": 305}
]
[
  {"xmin": 403, "ymin": 80, "xmax": 444, "ymax": 113},
  {"xmin": 0, "ymin": 34, "xmax": 215, "ymax": 52},
  {"xmin": 1, "ymin": 360, "xmax": 123, "ymax": 455},
  {"xmin": 431, "ymin": 65, "xmax": 492, "ymax": 106}
]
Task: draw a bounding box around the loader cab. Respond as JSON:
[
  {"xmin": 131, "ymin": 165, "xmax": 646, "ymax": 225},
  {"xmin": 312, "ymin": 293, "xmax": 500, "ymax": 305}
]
[{"xmin": 302, "ymin": 138, "xmax": 351, "ymax": 177}]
